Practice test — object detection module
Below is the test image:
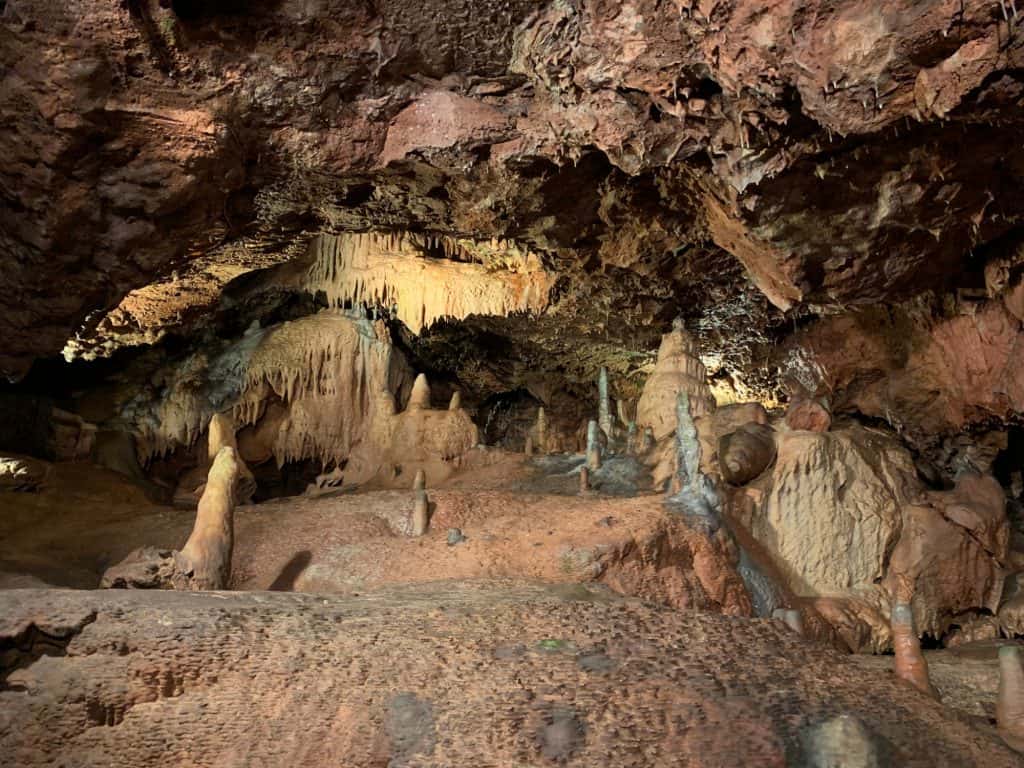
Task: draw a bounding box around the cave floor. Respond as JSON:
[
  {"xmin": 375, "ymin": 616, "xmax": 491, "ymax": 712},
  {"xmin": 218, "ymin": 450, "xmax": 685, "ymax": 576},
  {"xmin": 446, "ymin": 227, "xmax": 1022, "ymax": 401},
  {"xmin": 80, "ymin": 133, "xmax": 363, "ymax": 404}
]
[{"xmin": 0, "ymin": 453, "xmax": 1020, "ymax": 763}]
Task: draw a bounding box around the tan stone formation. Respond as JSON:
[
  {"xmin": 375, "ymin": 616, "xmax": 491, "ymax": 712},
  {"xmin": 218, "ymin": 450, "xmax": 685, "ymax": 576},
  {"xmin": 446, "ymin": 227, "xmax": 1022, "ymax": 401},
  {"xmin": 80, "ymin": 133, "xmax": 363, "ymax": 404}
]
[
  {"xmin": 299, "ymin": 232, "xmax": 553, "ymax": 335},
  {"xmin": 883, "ymin": 473, "xmax": 1008, "ymax": 638},
  {"xmin": 524, "ymin": 435, "xmax": 534, "ymax": 456},
  {"xmin": 50, "ymin": 407, "xmax": 97, "ymax": 461},
  {"xmin": 773, "ymin": 608, "xmax": 805, "ymax": 637},
  {"xmin": 101, "ymin": 447, "xmax": 240, "ymax": 591},
  {"xmin": 719, "ymin": 423, "xmax": 776, "ymax": 486},
  {"xmin": 176, "ymin": 412, "xmax": 256, "ymax": 504},
  {"xmin": 408, "ymin": 372, "xmax": 431, "ymax": 410},
  {"xmin": 178, "ymin": 447, "xmax": 240, "ymax": 590},
  {"xmin": 586, "ymin": 419, "xmax": 601, "ymax": 471},
  {"xmin": 411, "ymin": 489, "xmax": 429, "ymax": 536},
  {"xmin": 636, "ymin": 320, "xmax": 716, "ymax": 442},
  {"xmin": 0, "ymin": 586, "xmax": 1019, "ymax": 767},
  {"xmin": 413, "ymin": 469, "xmax": 426, "ymax": 492},
  {"xmin": 579, "ymin": 465, "xmax": 590, "ymax": 494},
  {"xmin": 997, "ymin": 645, "xmax": 1024, "ymax": 753},
  {"xmin": 448, "ymin": 391, "xmax": 462, "ymax": 410},
  {"xmin": 785, "ymin": 397, "xmax": 832, "ymax": 432},
  {"xmin": 802, "ymin": 715, "xmax": 883, "ymax": 768},
  {"xmin": 892, "ymin": 603, "xmax": 939, "ymax": 700}
]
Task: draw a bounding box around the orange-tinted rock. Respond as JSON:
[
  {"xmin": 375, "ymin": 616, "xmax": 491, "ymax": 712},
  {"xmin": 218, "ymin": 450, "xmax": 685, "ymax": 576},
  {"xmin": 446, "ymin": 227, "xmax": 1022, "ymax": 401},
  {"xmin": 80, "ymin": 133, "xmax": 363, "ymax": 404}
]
[
  {"xmin": 1, "ymin": 585, "xmax": 1020, "ymax": 766},
  {"xmin": 785, "ymin": 398, "xmax": 832, "ymax": 432}
]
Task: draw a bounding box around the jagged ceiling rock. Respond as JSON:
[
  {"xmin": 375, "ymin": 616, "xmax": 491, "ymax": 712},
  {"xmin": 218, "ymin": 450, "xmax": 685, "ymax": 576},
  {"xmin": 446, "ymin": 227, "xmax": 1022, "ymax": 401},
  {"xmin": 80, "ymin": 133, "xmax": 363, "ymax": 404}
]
[{"xmin": 3, "ymin": 0, "xmax": 1024, "ymax": 439}]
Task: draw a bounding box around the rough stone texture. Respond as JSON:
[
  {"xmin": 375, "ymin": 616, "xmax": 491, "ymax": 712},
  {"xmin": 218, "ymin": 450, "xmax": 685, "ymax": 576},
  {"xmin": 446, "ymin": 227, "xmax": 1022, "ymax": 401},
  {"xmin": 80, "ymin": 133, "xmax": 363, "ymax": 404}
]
[
  {"xmin": 784, "ymin": 398, "xmax": 832, "ymax": 433},
  {"xmin": 636, "ymin": 322, "xmax": 716, "ymax": 442},
  {"xmin": 719, "ymin": 423, "xmax": 776, "ymax": 486},
  {"xmin": 1, "ymin": 585, "xmax": 1020, "ymax": 767}
]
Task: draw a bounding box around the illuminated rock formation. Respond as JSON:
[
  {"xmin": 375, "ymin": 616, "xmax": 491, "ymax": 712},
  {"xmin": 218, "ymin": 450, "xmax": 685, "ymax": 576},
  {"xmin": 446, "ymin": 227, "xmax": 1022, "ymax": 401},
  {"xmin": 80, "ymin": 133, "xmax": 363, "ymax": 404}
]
[
  {"xmin": 0, "ymin": 454, "xmax": 50, "ymax": 492},
  {"xmin": 586, "ymin": 420, "xmax": 601, "ymax": 471},
  {"xmin": 299, "ymin": 233, "xmax": 552, "ymax": 335},
  {"xmin": 411, "ymin": 490, "xmax": 430, "ymax": 536},
  {"xmin": 408, "ymin": 373, "xmax": 432, "ymax": 410},
  {"xmin": 636, "ymin": 320, "xmax": 716, "ymax": 442},
  {"xmin": 101, "ymin": 447, "xmax": 240, "ymax": 590},
  {"xmin": 176, "ymin": 413, "xmax": 256, "ymax": 505}
]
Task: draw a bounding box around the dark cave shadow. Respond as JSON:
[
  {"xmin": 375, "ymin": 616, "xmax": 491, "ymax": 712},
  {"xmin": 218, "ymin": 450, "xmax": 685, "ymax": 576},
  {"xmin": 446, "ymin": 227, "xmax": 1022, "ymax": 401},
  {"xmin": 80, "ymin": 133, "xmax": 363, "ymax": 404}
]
[{"xmin": 267, "ymin": 550, "xmax": 312, "ymax": 591}]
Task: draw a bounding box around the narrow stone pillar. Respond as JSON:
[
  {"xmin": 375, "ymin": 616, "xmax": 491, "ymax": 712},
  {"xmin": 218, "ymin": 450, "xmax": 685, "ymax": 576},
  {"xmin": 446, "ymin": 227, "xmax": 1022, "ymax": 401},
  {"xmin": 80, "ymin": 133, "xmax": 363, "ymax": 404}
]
[
  {"xmin": 412, "ymin": 489, "xmax": 429, "ymax": 536},
  {"xmin": 586, "ymin": 419, "xmax": 601, "ymax": 471},
  {"xmin": 413, "ymin": 469, "xmax": 426, "ymax": 491},
  {"xmin": 449, "ymin": 391, "xmax": 462, "ymax": 410},
  {"xmin": 579, "ymin": 466, "xmax": 590, "ymax": 494},
  {"xmin": 891, "ymin": 603, "xmax": 938, "ymax": 699}
]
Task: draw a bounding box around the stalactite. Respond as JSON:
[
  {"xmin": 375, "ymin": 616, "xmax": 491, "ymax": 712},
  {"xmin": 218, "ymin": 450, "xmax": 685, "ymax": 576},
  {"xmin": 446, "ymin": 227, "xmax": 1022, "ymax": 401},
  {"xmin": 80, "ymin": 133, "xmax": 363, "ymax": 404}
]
[{"xmin": 301, "ymin": 233, "xmax": 553, "ymax": 335}]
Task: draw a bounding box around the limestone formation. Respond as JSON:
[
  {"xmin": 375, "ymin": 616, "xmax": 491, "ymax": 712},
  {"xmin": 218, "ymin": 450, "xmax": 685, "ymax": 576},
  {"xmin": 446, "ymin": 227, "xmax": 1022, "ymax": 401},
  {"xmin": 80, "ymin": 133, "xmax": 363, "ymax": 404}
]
[
  {"xmin": 579, "ymin": 465, "xmax": 590, "ymax": 494},
  {"xmin": 524, "ymin": 435, "xmax": 534, "ymax": 456},
  {"xmin": 891, "ymin": 603, "xmax": 939, "ymax": 699},
  {"xmin": 408, "ymin": 373, "xmax": 432, "ymax": 410},
  {"xmin": 597, "ymin": 366, "xmax": 613, "ymax": 442},
  {"xmin": 997, "ymin": 645, "xmax": 1024, "ymax": 753},
  {"xmin": 802, "ymin": 715, "xmax": 883, "ymax": 768},
  {"xmin": 773, "ymin": 608, "xmax": 804, "ymax": 636},
  {"xmin": 300, "ymin": 232, "xmax": 552, "ymax": 335},
  {"xmin": 413, "ymin": 469, "xmax": 426, "ymax": 491},
  {"xmin": 636, "ymin": 320, "xmax": 716, "ymax": 442},
  {"xmin": 534, "ymin": 407, "xmax": 548, "ymax": 453},
  {"xmin": 586, "ymin": 420, "xmax": 601, "ymax": 471},
  {"xmin": 785, "ymin": 398, "xmax": 832, "ymax": 432},
  {"xmin": 101, "ymin": 447, "xmax": 240, "ymax": 591},
  {"xmin": 179, "ymin": 447, "xmax": 240, "ymax": 590},
  {"xmin": 719, "ymin": 423, "xmax": 776, "ymax": 486},
  {"xmin": 411, "ymin": 489, "xmax": 430, "ymax": 536},
  {"xmin": 177, "ymin": 413, "xmax": 256, "ymax": 504},
  {"xmin": 448, "ymin": 391, "xmax": 461, "ymax": 410}
]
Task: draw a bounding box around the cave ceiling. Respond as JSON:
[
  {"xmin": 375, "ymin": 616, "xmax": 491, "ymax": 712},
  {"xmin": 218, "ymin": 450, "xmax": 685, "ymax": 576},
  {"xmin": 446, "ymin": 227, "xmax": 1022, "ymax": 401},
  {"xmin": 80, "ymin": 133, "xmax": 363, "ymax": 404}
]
[{"xmin": 3, "ymin": 0, "xmax": 1024, "ymax": 435}]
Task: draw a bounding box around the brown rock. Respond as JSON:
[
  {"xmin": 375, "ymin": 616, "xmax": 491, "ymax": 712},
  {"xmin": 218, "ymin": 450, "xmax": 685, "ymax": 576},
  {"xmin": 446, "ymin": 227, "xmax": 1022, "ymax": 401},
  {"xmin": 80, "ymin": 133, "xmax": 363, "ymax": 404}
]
[
  {"xmin": 785, "ymin": 398, "xmax": 832, "ymax": 432},
  {"xmin": 719, "ymin": 423, "xmax": 776, "ymax": 486},
  {"xmin": 0, "ymin": 454, "xmax": 51, "ymax": 492},
  {"xmin": 892, "ymin": 603, "xmax": 940, "ymax": 699}
]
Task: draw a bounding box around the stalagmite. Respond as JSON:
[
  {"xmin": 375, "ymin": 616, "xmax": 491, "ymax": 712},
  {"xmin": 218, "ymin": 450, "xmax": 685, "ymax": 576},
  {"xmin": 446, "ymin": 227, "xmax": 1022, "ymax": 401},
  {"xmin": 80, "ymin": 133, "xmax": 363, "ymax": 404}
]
[
  {"xmin": 525, "ymin": 435, "xmax": 534, "ymax": 456},
  {"xmin": 449, "ymin": 391, "xmax": 462, "ymax": 410},
  {"xmin": 179, "ymin": 447, "xmax": 240, "ymax": 590},
  {"xmin": 998, "ymin": 645, "xmax": 1024, "ymax": 752},
  {"xmin": 598, "ymin": 367, "xmax": 613, "ymax": 441},
  {"xmin": 586, "ymin": 419, "xmax": 601, "ymax": 471},
  {"xmin": 536, "ymin": 407, "xmax": 548, "ymax": 453},
  {"xmin": 772, "ymin": 608, "xmax": 804, "ymax": 636},
  {"xmin": 412, "ymin": 489, "xmax": 429, "ymax": 536},
  {"xmin": 891, "ymin": 603, "xmax": 939, "ymax": 699},
  {"xmin": 408, "ymin": 373, "xmax": 431, "ymax": 410},
  {"xmin": 625, "ymin": 421, "xmax": 637, "ymax": 454},
  {"xmin": 803, "ymin": 715, "xmax": 882, "ymax": 767},
  {"xmin": 413, "ymin": 469, "xmax": 426, "ymax": 491},
  {"xmin": 579, "ymin": 465, "xmax": 590, "ymax": 494},
  {"xmin": 101, "ymin": 447, "xmax": 240, "ymax": 591}
]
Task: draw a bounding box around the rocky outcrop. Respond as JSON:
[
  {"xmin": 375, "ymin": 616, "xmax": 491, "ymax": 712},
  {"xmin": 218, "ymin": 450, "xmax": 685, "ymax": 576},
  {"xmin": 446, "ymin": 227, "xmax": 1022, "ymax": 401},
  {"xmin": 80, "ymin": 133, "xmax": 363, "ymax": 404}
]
[
  {"xmin": 0, "ymin": 454, "xmax": 50, "ymax": 492},
  {"xmin": 729, "ymin": 425, "xmax": 1011, "ymax": 649},
  {"xmin": 719, "ymin": 423, "xmax": 776, "ymax": 486}
]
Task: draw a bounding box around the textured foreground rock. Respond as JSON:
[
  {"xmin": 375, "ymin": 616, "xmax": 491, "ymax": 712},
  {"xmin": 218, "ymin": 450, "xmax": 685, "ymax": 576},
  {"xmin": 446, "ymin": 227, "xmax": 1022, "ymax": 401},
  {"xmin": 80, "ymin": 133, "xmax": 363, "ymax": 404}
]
[{"xmin": 1, "ymin": 584, "xmax": 1020, "ymax": 767}]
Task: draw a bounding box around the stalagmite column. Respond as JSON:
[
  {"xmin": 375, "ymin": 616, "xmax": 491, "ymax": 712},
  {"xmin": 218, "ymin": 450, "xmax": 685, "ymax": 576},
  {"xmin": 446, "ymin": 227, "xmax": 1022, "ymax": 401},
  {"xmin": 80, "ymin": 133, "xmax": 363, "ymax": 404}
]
[
  {"xmin": 675, "ymin": 392, "xmax": 701, "ymax": 492},
  {"xmin": 179, "ymin": 446, "xmax": 240, "ymax": 590},
  {"xmin": 998, "ymin": 645, "xmax": 1024, "ymax": 752},
  {"xmin": 408, "ymin": 373, "xmax": 431, "ymax": 410},
  {"xmin": 579, "ymin": 466, "xmax": 590, "ymax": 494},
  {"xmin": 412, "ymin": 489, "xmax": 430, "ymax": 536},
  {"xmin": 525, "ymin": 435, "xmax": 534, "ymax": 456},
  {"xmin": 772, "ymin": 608, "xmax": 804, "ymax": 636},
  {"xmin": 413, "ymin": 469, "xmax": 426, "ymax": 491},
  {"xmin": 536, "ymin": 407, "xmax": 548, "ymax": 453},
  {"xmin": 449, "ymin": 391, "xmax": 462, "ymax": 410},
  {"xmin": 598, "ymin": 367, "xmax": 613, "ymax": 441},
  {"xmin": 891, "ymin": 603, "xmax": 939, "ymax": 699},
  {"xmin": 625, "ymin": 422, "xmax": 637, "ymax": 454},
  {"xmin": 586, "ymin": 419, "xmax": 601, "ymax": 471}
]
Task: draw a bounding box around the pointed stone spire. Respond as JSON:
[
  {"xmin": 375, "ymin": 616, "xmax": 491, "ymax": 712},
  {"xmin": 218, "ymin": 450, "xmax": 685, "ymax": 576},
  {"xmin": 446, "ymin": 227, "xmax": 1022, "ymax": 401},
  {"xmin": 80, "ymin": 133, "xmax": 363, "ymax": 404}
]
[
  {"xmin": 413, "ymin": 469, "xmax": 426, "ymax": 491},
  {"xmin": 525, "ymin": 435, "xmax": 534, "ymax": 456},
  {"xmin": 598, "ymin": 367, "xmax": 613, "ymax": 439},
  {"xmin": 579, "ymin": 466, "xmax": 590, "ymax": 494},
  {"xmin": 448, "ymin": 390, "xmax": 462, "ymax": 410},
  {"xmin": 412, "ymin": 489, "xmax": 429, "ymax": 536},
  {"xmin": 536, "ymin": 407, "xmax": 548, "ymax": 453},
  {"xmin": 891, "ymin": 603, "xmax": 939, "ymax": 699},
  {"xmin": 408, "ymin": 373, "xmax": 431, "ymax": 410},
  {"xmin": 179, "ymin": 447, "xmax": 240, "ymax": 590},
  {"xmin": 586, "ymin": 419, "xmax": 601, "ymax": 471}
]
